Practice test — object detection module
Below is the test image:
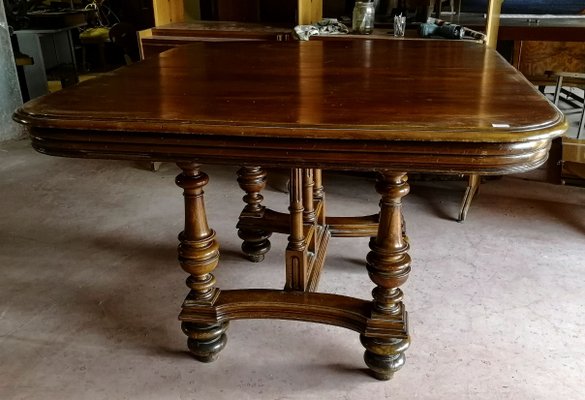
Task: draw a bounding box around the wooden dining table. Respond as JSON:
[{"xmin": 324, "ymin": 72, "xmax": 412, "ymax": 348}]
[{"xmin": 13, "ymin": 39, "xmax": 567, "ymax": 380}]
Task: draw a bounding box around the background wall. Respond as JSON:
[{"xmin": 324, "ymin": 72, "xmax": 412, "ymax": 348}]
[{"xmin": 0, "ymin": 0, "xmax": 24, "ymax": 142}]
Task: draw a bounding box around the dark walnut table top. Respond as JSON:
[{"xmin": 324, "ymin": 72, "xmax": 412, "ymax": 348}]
[{"xmin": 14, "ymin": 39, "xmax": 567, "ymax": 174}]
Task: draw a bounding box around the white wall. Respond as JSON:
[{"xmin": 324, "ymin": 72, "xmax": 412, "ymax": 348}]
[{"xmin": 0, "ymin": 0, "xmax": 25, "ymax": 142}]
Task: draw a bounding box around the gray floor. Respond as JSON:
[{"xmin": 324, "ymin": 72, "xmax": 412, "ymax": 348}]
[{"xmin": 1, "ymin": 139, "xmax": 584, "ymax": 400}]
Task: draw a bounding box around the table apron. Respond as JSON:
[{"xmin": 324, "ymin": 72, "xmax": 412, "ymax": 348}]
[{"xmin": 30, "ymin": 129, "xmax": 554, "ymax": 175}]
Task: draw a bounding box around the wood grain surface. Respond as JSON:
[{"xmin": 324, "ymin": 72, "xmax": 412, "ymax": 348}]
[{"xmin": 15, "ymin": 39, "xmax": 567, "ymax": 174}]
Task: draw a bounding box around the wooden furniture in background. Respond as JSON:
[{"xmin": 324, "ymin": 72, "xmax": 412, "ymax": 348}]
[
  {"xmin": 552, "ymin": 70, "xmax": 585, "ymax": 182},
  {"xmin": 151, "ymin": 0, "xmax": 321, "ymax": 26},
  {"xmin": 553, "ymin": 72, "xmax": 585, "ymax": 139},
  {"xmin": 14, "ymin": 39, "xmax": 566, "ymax": 380},
  {"xmin": 513, "ymin": 41, "xmax": 585, "ymax": 87},
  {"xmin": 15, "ymin": 23, "xmax": 84, "ymax": 99},
  {"xmin": 452, "ymin": 14, "xmax": 585, "ymax": 85},
  {"xmin": 139, "ymin": 20, "xmax": 292, "ymax": 59}
]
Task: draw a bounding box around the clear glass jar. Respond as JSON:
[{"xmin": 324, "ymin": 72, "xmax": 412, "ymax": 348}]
[{"xmin": 352, "ymin": 2, "xmax": 375, "ymax": 35}]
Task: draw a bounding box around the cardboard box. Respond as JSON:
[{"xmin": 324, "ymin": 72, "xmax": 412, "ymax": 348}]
[{"xmin": 562, "ymin": 136, "xmax": 585, "ymax": 182}]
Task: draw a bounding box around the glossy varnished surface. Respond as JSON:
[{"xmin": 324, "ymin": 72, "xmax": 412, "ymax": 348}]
[
  {"xmin": 17, "ymin": 40, "xmax": 564, "ymax": 140},
  {"xmin": 14, "ymin": 39, "xmax": 566, "ymax": 173}
]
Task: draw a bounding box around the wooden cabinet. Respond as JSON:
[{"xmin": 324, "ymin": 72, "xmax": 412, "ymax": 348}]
[
  {"xmin": 140, "ymin": 0, "xmax": 505, "ymax": 59},
  {"xmin": 151, "ymin": 0, "xmax": 322, "ymax": 26},
  {"xmin": 139, "ymin": 20, "xmax": 293, "ymax": 59},
  {"xmin": 140, "ymin": 0, "xmax": 316, "ymax": 59}
]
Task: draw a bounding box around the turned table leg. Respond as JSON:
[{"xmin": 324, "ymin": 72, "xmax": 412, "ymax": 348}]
[
  {"xmin": 361, "ymin": 171, "xmax": 411, "ymax": 380},
  {"xmin": 237, "ymin": 166, "xmax": 272, "ymax": 262},
  {"xmin": 176, "ymin": 162, "xmax": 227, "ymax": 362}
]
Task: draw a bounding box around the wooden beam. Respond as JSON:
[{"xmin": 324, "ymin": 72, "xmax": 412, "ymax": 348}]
[
  {"xmin": 153, "ymin": 0, "xmax": 185, "ymax": 26},
  {"xmin": 485, "ymin": 0, "xmax": 503, "ymax": 48},
  {"xmin": 137, "ymin": 28, "xmax": 152, "ymax": 60},
  {"xmin": 298, "ymin": 0, "xmax": 322, "ymax": 25}
]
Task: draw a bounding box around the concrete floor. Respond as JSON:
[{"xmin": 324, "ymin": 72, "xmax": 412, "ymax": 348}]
[{"xmin": 1, "ymin": 139, "xmax": 584, "ymax": 399}]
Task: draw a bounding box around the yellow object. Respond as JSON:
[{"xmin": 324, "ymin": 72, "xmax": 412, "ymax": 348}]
[{"xmin": 79, "ymin": 27, "xmax": 111, "ymax": 42}]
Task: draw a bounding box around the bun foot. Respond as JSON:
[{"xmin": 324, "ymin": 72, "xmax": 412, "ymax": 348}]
[
  {"xmin": 182, "ymin": 322, "xmax": 228, "ymax": 362},
  {"xmin": 238, "ymin": 229, "xmax": 271, "ymax": 263},
  {"xmin": 361, "ymin": 335, "xmax": 409, "ymax": 381}
]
